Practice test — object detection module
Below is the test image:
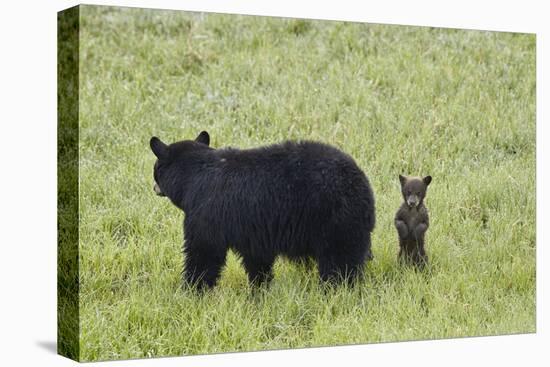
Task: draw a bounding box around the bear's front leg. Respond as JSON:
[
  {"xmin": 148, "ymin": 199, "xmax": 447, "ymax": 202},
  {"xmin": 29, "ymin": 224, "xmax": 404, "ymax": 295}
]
[
  {"xmin": 395, "ymin": 219, "xmax": 409, "ymax": 239},
  {"xmin": 183, "ymin": 240, "xmax": 227, "ymax": 290},
  {"xmin": 413, "ymin": 222, "xmax": 428, "ymax": 241}
]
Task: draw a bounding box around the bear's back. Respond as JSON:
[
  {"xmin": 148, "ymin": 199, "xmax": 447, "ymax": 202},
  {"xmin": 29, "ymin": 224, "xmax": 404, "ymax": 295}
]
[
  {"xmin": 202, "ymin": 140, "xmax": 372, "ymax": 216},
  {"xmin": 216, "ymin": 140, "xmax": 359, "ymax": 175}
]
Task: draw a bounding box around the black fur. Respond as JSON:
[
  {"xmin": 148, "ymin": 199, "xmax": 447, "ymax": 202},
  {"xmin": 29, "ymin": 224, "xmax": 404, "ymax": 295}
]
[
  {"xmin": 150, "ymin": 131, "xmax": 376, "ymax": 289},
  {"xmin": 395, "ymin": 175, "xmax": 432, "ymax": 267}
]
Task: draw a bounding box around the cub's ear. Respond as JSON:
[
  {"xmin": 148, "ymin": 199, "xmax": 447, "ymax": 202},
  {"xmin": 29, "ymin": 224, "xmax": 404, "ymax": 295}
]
[
  {"xmin": 423, "ymin": 175, "xmax": 432, "ymax": 186},
  {"xmin": 399, "ymin": 175, "xmax": 407, "ymax": 186},
  {"xmin": 150, "ymin": 137, "xmax": 169, "ymax": 160},
  {"xmin": 195, "ymin": 131, "xmax": 210, "ymax": 146}
]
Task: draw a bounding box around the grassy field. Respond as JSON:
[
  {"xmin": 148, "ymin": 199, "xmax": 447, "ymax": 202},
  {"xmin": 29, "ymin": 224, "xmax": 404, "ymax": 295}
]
[{"xmin": 73, "ymin": 5, "xmax": 535, "ymax": 361}]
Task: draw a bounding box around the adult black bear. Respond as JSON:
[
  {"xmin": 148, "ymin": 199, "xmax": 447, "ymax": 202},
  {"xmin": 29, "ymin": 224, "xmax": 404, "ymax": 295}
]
[{"xmin": 150, "ymin": 131, "xmax": 375, "ymax": 289}]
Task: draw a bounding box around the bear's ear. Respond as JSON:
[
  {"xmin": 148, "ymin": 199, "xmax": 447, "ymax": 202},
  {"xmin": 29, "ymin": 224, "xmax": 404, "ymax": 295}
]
[
  {"xmin": 423, "ymin": 175, "xmax": 432, "ymax": 186},
  {"xmin": 195, "ymin": 131, "xmax": 210, "ymax": 146},
  {"xmin": 150, "ymin": 137, "xmax": 169, "ymax": 160},
  {"xmin": 399, "ymin": 175, "xmax": 407, "ymax": 186}
]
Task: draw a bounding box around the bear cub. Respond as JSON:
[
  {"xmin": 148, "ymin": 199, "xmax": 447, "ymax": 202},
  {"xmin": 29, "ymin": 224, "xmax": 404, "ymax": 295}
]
[
  {"xmin": 150, "ymin": 131, "xmax": 376, "ymax": 289},
  {"xmin": 394, "ymin": 175, "xmax": 432, "ymax": 267}
]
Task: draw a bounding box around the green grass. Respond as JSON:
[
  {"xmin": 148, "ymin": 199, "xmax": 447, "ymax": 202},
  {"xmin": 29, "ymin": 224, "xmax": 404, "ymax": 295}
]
[{"xmin": 74, "ymin": 5, "xmax": 535, "ymax": 361}]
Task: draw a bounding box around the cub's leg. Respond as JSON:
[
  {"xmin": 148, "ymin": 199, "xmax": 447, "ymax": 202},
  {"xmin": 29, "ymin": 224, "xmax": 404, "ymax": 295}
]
[
  {"xmin": 413, "ymin": 223, "xmax": 428, "ymax": 266},
  {"xmin": 394, "ymin": 219, "xmax": 409, "ymax": 239},
  {"xmin": 413, "ymin": 223, "xmax": 428, "ymax": 241}
]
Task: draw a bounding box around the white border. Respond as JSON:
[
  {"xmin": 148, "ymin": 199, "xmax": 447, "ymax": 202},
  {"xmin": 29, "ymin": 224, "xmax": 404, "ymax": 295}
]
[{"xmin": 0, "ymin": 1, "xmax": 546, "ymax": 366}]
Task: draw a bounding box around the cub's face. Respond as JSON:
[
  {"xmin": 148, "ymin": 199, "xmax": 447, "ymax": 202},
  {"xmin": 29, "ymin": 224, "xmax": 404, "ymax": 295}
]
[
  {"xmin": 399, "ymin": 175, "xmax": 432, "ymax": 208},
  {"xmin": 149, "ymin": 131, "xmax": 211, "ymax": 197}
]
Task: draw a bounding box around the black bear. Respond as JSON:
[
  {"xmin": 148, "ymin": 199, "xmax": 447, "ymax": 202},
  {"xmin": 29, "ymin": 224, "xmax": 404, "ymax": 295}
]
[
  {"xmin": 150, "ymin": 131, "xmax": 375, "ymax": 289},
  {"xmin": 394, "ymin": 175, "xmax": 432, "ymax": 267}
]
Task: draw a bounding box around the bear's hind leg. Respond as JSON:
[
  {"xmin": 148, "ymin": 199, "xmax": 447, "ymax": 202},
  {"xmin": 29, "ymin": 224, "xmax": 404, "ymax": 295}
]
[
  {"xmin": 318, "ymin": 229, "xmax": 370, "ymax": 285},
  {"xmin": 317, "ymin": 252, "xmax": 365, "ymax": 285},
  {"xmin": 183, "ymin": 240, "xmax": 227, "ymax": 290},
  {"xmin": 242, "ymin": 255, "xmax": 275, "ymax": 286}
]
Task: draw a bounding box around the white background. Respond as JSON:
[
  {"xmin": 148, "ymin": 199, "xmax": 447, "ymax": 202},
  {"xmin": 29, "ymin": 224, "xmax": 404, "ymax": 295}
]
[{"xmin": 0, "ymin": 0, "xmax": 547, "ymax": 365}]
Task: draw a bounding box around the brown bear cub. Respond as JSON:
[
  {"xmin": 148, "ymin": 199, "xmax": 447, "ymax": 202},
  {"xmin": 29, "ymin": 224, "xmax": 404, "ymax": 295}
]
[{"xmin": 394, "ymin": 175, "xmax": 432, "ymax": 267}]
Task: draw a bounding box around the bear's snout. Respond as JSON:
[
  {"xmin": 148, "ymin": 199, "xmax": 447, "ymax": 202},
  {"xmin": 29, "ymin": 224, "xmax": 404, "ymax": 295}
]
[
  {"xmin": 406, "ymin": 195, "xmax": 419, "ymax": 208},
  {"xmin": 153, "ymin": 183, "xmax": 165, "ymax": 197}
]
